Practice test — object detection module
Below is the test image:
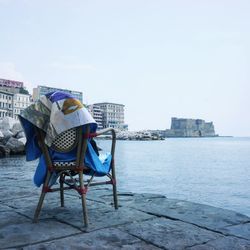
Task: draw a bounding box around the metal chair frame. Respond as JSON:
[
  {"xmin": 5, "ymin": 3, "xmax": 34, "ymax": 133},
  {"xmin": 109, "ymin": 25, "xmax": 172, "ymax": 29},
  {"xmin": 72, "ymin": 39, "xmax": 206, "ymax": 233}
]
[{"xmin": 33, "ymin": 125, "xmax": 118, "ymax": 227}]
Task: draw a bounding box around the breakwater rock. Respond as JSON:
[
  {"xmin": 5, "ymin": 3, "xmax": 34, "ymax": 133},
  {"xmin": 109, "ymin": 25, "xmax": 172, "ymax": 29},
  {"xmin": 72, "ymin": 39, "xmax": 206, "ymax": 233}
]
[
  {"xmin": 117, "ymin": 131, "xmax": 165, "ymax": 141},
  {"xmin": 0, "ymin": 117, "xmax": 26, "ymax": 157},
  {"xmin": 165, "ymin": 117, "xmax": 218, "ymax": 137}
]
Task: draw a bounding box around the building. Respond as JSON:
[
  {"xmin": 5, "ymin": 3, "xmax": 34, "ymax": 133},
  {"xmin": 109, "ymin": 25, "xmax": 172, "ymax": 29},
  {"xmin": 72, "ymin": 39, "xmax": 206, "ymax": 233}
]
[
  {"xmin": 0, "ymin": 78, "xmax": 31, "ymax": 119},
  {"xmin": 0, "ymin": 91, "xmax": 31, "ymax": 120},
  {"xmin": 33, "ymin": 85, "xmax": 83, "ymax": 103},
  {"xmin": 0, "ymin": 86, "xmax": 21, "ymax": 94},
  {"xmin": 13, "ymin": 93, "xmax": 32, "ymax": 119},
  {"xmin": 0, "ymin": 78, "xmax": 29, "ymax": 95},
  {"xmin": 87, "ymin": 104, "xmax": 103, "ymax": 130},
  {"xmin": 0, "ymin": 90, "xmax": 14, "ymax": 118},
  {"xmin": 94, "ymin": 102, "xmax": 128, "ymax": 130},
  {"xmin": 0, "ymin": 78, "xmax": 23, "ymax": 89}
]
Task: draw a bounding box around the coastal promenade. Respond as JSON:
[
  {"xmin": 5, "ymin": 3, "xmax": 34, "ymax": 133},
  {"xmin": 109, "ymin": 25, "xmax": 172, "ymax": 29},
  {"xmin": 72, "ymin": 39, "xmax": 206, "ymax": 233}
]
[{"xmin": 1, "ymin": 165, "xmax": 250, "ymax": 249}]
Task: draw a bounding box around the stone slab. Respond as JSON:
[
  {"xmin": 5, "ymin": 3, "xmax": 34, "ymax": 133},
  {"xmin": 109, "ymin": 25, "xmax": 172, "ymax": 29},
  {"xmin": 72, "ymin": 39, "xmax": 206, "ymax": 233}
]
[
  {"xmin": 0, "ymin": 219, "xmax": 81, "ymax": 249},
  {"xmin": 75, "ymin": 189, "xmax": 165, "ymax": 206},
  {"xmin": 87, "ymin": 191, "xmax": 165, "ymax": 206},
  {"xmin": 129, "ymin": 197, "xmax": 250, "ymax": 231},
  {"xmin": 120, "ymin": 217, "xmax": 222, "ymax": 250},
  {"xmin": 187, "ymin": 236, "xmax": 250, "ymax": 250},
  {"xmin": 55, "ymin": 206, "xmax": 155, "ymax": 231},
  {"xmin": 22, "ymin": 228, "xmax": 161, "ymax": 250},
  {"xmin": 84, "ymin": 187, "xmax": 116, "ymax": 204},
  {"xmin": 221, "ymin": 222, "xmax": 250, "ymax": 240},
  {"xmin": 2, "ymin": 193, "xmax": 102, "ymax": 220},
  {"xmin": 0, "ymin": 203, "xmax": 14, "ymax": 212},
  {"xmin": 0, "ymin": 184, "xmax": 39, "ymax": 202},
  {"xmin": 0, "ymin": 211, "xmax": 29, "ymax": 228},
  {"xmin": 2, "ymin": 194, "xmax": 57, "ymax": 220},
  {"xmin": 117, "ymin": 192, "xmax": 166, "ymax": 207}
]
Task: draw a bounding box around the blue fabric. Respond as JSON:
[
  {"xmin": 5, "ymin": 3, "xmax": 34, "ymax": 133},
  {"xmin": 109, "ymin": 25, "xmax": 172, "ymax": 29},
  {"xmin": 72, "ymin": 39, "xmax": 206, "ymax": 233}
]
[
  {"xmin": 19, "ymin": 116, "xmax": 42, "ymax": 161},
  {"xmin": 20, "ymin": 117, "xmax": 112, "ymax": 187},
  {"xmin": 85, "ymin": 142, "xmax": 112, "ymax": 176},
  {"xmin": 45, "ymin": 91, "xmax": 73, "ymax": 102}
]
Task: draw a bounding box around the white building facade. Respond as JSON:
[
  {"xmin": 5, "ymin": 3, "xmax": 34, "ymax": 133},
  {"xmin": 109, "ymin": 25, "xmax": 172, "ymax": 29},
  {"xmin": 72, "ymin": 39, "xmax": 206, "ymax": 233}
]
[
  {"xmin": 87, "ymin": 104, "xmax": 103, "ymax": 130},
  {"xmin": 13, "ymin": 93, "xmax": 32, "ymax": 119},
  {"xmin": 94, "ymin": 102, "xmax": 128, "ymax": 130},
  {"xmin": 0, "ymin": 90, "xmax": 14, "ymax": 118}
]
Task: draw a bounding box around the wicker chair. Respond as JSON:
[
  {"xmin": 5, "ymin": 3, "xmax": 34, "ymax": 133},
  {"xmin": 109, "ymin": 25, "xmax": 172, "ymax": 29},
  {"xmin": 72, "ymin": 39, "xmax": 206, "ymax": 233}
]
[{"xmin": 33, "ymin": 125, "xmax": 118, "ymax": 227}]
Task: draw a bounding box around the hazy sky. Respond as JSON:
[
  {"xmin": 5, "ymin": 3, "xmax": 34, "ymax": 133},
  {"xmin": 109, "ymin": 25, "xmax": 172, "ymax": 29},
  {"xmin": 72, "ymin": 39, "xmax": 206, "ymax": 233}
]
[{"xmin": 0, "ymin": 0, "xmax": 249, "ymax": 136}]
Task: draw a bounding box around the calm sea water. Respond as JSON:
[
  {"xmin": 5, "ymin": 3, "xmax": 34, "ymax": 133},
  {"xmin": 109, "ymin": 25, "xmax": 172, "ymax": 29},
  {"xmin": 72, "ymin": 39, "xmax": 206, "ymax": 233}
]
[
  {"xmin": 99, "ymin": 137, "xmax": 250, "ymax": 217},
  {"xmin": 1, "ymin": 137, "xmax": 249, "ymax": 217}
]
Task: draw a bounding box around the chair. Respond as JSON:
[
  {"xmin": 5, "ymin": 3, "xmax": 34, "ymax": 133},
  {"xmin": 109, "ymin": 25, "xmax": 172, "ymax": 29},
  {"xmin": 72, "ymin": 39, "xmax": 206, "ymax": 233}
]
[{"xmin": 33, "ymin": 125, "xmax": 118, "ymax": 227}]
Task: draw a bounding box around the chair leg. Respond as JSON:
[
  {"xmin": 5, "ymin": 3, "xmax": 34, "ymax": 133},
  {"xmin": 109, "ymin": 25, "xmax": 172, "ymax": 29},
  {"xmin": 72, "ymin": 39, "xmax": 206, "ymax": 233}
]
[
  {"xmin": 33, "ymin": 172, "xmax": 51, "ymax": 223},
  {"xmin": 81, "ymin": 193, "xmax": 88, "ymax": 227},
  {"xmin": 33, "ymin": 191, "xmax": 46, "ymax": 223},
  {"xmin": 60, "ymin": 174, "xmax": 65, "ymax": 207},
  {"xmin": 79, "ymin": 171, "xmax": 88, "ymax": 227},
  {"xmin": 112, "ymin": 181, "xmax": 118, "ymax": 209},
  {"xmin": 111, "ymin": 159, "xmax": 118, "ymax": 209}
]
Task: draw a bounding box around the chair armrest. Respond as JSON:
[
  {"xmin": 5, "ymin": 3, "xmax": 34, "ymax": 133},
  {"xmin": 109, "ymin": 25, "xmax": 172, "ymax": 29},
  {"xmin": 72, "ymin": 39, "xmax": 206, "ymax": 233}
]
[{"xmin": 95, "ymin": 128, "xmax": 116, "ymax": 138}]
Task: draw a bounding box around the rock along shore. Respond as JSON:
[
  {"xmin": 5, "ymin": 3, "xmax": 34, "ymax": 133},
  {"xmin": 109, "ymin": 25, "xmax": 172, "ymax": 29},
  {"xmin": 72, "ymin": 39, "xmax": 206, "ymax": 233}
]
[
  {"xmin": 0, "ymin": 117, "xmax": 26, "ymax": 157},
  {"xmin": 116, "ymin": 131, "xmax": 165, "ymax": 141},
  {"xmin": 0, "ymin": 164, "xmax": 250, "ymax": 249},
  {"xmin": 0, "ymin": 117, "xmax": 165, "ymax": 157}
]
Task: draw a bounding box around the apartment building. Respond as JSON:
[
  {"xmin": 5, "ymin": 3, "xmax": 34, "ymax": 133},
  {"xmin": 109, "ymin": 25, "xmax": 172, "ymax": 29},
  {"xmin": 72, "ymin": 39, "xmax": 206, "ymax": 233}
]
[
  {"xmin": 94, "ymin": 102, "xmax": 128, "ymax": 130},
  {"xmin": 13, "ymin": 93, "xmax": 32, "ymax": 119},
  {"xmin": 0, "ymin": 78, "xmax": 31, "ymax": 119},
  {"xmin": 87, "ymin": 104, "xmax": 103, "ymax": 130},
  {"xmin": 0, "ymin": 90, "xmax": 14, "ymax": 118},
  {"xmin": 33, "ymin": 85, "xmax": 83, "ymax": 103}
]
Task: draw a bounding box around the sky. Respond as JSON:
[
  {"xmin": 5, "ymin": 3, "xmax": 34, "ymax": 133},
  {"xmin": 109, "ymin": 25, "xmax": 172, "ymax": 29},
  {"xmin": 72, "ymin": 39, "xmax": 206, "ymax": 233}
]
[{"xmin": 0, "ymin": 0, "xmax": 249, "ymax": 136}]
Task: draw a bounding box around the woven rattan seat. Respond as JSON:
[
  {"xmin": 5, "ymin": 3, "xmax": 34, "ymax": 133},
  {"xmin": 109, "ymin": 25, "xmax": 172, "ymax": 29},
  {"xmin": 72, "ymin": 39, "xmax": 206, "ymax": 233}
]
[
  {"xmin": 52, "ymin": 128, "xmax": 77, "ymax": 152},
  {"xmin": 53, "ymin": 161, "xmax": 76, "ymax": 167},
  {"xmin": 52, "ymin": 129, "xmax": 77, "ymax": 168}
]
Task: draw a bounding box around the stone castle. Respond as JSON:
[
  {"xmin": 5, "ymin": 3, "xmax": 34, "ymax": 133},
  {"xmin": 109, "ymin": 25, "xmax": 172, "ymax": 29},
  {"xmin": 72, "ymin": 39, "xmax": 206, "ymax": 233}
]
[{"xmin": 165, "ymin": 117, "xmax": 218, "ymax": 137}]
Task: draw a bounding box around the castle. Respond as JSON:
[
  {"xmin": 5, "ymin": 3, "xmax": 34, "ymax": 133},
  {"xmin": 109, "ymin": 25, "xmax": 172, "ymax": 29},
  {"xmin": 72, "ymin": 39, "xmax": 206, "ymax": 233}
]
[{"xmin": 165, "ymin": 117, "xmax": 218, "ymax": 137}]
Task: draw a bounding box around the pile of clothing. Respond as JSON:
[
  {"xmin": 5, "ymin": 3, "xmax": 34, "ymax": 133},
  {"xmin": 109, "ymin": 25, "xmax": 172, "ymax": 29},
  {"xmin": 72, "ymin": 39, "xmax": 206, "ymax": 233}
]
[{"xmin": 19, "ymin": 91, "xmax": 111, "ymax": 186}]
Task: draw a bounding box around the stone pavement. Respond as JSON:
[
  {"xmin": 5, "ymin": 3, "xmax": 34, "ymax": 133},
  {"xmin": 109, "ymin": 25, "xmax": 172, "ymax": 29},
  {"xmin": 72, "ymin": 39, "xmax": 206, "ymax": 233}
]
[{"xmin": 0, "ymin": 177, "xmax": 250, "ymax": 249}]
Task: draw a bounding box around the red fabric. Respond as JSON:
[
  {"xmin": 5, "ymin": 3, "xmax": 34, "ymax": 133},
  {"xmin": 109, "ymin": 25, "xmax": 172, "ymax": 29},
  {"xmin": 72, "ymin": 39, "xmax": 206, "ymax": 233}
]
[
  {"xmin": 75, "ymin": 166, "xmax": 85, "ymax": 172},
  {"xmin": 43, "ymin": 186, "xmax": 52, "ymax": 193},
  {"xmin": 47, "ymin": 166, "xmax": 53, "ymax": 172},
  {"xmin": 106, "ymin": 178, "xmax": 116, "ymax": 185},
  {"xmin": 75, "ymin": 186, "xmax": 88, "ymax": 195},
  {"xmin": 83, "ymin": 132, "xmax": 97, "ymax": 139}
]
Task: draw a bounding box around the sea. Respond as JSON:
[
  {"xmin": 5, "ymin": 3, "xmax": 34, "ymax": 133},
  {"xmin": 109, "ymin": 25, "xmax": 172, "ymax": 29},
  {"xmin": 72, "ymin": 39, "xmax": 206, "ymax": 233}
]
[{"xmin": 1, "ymin": 137, "xmax": 250, "ymax": 217}]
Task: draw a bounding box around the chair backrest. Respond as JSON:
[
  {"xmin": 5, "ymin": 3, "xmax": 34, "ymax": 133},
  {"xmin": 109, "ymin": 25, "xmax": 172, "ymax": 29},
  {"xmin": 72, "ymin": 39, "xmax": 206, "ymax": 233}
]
[{"xmin": 51, "ymin": 128, "xmax": 78, "ymax": 153}]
